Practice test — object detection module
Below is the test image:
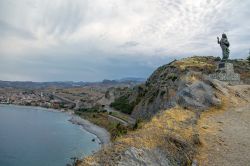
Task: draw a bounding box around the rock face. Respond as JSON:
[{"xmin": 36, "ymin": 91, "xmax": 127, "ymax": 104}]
[
  {"xmin": 177, "ymin": 81, "xmax": 221, "ymax": 110},
  {"xmin": 131, "ymin": 62, "xmax": 181, "ymax": 119},
  {"xmin": 130, "ymin": 57, "xmax": 221, "ymax": 120},
  {"xmin": 118, "ymin": 147, "xmax": 171, "ymax": 166},
  {"xmin": 209, "ymin": 62, "xmax": 241, "ymax": 85}
]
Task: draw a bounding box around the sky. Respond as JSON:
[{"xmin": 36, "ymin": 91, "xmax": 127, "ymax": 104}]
[{"xmin": 0, "ymin": 0, "xmax": 250, "ymax": 82}]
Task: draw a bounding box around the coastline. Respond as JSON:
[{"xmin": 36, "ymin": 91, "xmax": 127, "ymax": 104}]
[
  {"xmin": 69, "ymin": 115, "xmax": 111, "ymax": 146},
  {"xmin": 0, "ymin": 104, "xmax": 111, "ymax": 146}
]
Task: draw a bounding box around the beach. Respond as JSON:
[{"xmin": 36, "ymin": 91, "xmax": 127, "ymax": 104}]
[{"xmin": 69, "ymin": 115, "xmax": 111, "ymax": 145}]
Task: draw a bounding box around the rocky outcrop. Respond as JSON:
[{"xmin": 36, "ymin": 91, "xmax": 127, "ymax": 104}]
[
  {"xmin": 118, "ymin": 147, "xmax": 171, "ymax": 166},
  {"xmin": 177, "ymin": 80, "xmax": 221, "ymax": 111},
  {"xmin": 130, "ymin": 57, "xmax": 222, "ymax": 120},
  {"xmin": 110, "ymin": 57, "xmax": 249, "ymax": 120}
]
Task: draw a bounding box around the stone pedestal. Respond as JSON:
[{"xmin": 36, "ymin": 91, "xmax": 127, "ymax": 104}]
[{"xmin": 209, "ymin": 62, "xmax": 240, "ymax": 85}]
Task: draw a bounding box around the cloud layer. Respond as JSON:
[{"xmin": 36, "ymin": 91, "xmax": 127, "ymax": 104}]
[{"xmin": 0, "ymin": 0, "xmax": 250, "ymax": 81}]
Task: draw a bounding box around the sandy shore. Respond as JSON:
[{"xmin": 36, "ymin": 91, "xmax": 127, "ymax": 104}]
[{"xmin": 69, "ymin": 115, "xmax": 111, "ymax": 145}]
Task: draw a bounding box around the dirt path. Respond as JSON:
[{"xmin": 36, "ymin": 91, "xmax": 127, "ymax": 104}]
[{"xmin": 197, "ymin": 85, "xmax": 250, "ymax": 166}]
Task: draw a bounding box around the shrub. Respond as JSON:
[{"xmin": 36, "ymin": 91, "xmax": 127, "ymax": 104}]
[
  {"xmin": 167, "ymin": 74, "xmax": 178, "ymax": 81},
  {"xmin": 133, "ymin": 119, "xmax": 142, "ymax": 130},
  {"xmin": 247, "ymin": 55, "xmax": 250, "ymax": 63},
  {"xmin": 215, "ymin": 56, "xmax": 221, "ymax": 61},
  {"xmin": 111, "ymin": 123, "xmax": 128, "ymax": 139},
  {"xmin": 110, "ymin": 96, "xmax": 134, "ymax": 114},
  {"xmin": 78, "ymin": 108, "xmax": 98, "ymax": 112}
]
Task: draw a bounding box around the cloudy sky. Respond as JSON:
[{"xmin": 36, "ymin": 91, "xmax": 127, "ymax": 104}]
[{"xmin": 0, "ymin": 0, "xmax": 249, "ymax": 82}]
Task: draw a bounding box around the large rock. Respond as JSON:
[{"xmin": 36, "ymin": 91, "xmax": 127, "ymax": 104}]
[
  {"xmin": 177, "ymin": 81, "xmax": 221, "ymax": 111},
  {"xmin": 118, "ymin": 147, "xmax": 171, "ymax": 166}
]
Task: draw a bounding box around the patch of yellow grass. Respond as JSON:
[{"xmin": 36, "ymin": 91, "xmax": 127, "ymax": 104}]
[
  {"xmin": 80, "ymin": 107, "xmax": 197, "ymax": 165},
  {"xmin": 174, "ymin": 57, "xmax": 214, "ymax": 71},
  {"xmin": 116, "ymin": 107, "xmax": 196, "ymax": 149}
]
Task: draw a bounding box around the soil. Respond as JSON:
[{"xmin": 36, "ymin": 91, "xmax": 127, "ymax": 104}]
[{"xmin": 197, "ymin": 85, "xmax": 250, "ymax": 166}]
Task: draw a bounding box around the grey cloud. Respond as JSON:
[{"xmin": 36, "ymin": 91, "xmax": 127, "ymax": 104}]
[
  {"xmin": 0, "ymin": 0, "xmax": 250, "ymax": 81},
  {"xmin": 0, "ymin": 20, "xmax": 35, "ymax": 39},
  {"xmin": 119, "ymin": 41, "xmax": 139, "ymax": 48}
]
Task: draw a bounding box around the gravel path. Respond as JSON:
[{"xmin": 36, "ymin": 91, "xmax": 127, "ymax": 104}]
[
  {"xmin": 198, "ymin": 85, "xmax": 250, "ymax": 166},
  {"xmin": 204, "ymin": 105, "xmax": 250, "ymax": 166}
]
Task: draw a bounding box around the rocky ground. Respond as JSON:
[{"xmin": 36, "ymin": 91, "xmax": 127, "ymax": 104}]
[{"xmin": 196, "ymin": 85, "xmax": 250, "ymax": 166}]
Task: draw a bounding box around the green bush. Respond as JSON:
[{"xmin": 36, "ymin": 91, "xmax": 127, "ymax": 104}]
[
  {"xmin": 167, "ymin": 74, "xmax": 178, "ymax": 81},
  {"xmin": 247, "ymin": 55, "xmax": 250, "ymax": 63},
  {"xmin": 133, "ymin": 119, "xmax": 142, "ymax": 130},
  {"xmin": 110, "ymin": 96, "xmax": 134, "ymax": 114},
  {"xmin": 215, "ymin": 56, "xmax": 221, "ymax": 61},
  {"xmin": 77, "ymin": 108, "xmax": 98, "ymax": 112},
  {"xmin": 111, "ymin": 123, "xmax": 128, "ymax": 139}
]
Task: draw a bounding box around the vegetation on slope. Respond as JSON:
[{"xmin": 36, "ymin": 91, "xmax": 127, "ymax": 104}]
[
  {"xmin": 110, "ymin": 96, "xmax": 134, "ymax": 114},
  {"xmin": 75, "ymin": 110, "xmax": 132, "ymax": 140},
  {"xmin": 78, "ymin": 56, "xmax": 250, "ymax": 166},
  {"xmin": 110, "ymin": 56, "xmax": 250, "ymax": 120},
  {"xmin": 80, "ymin": 107, "xmax": 199, "ymax": 166}
]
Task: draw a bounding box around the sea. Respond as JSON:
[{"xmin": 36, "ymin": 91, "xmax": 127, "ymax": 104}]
[{"xmin": 0, "ymin": 104, "xmax": 100, "ymax": 166}]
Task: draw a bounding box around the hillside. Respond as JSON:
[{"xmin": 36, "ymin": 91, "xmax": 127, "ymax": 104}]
[
  {"xmin": 111, "ymin": 56, "xmax": 250, "ymax": 120},
  {"xmin": 78, "ymin": 56, "xmax": 250, "ymax": 166}
]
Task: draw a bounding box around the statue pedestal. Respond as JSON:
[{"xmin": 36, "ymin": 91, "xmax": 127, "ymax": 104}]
[{"xmin": 209, "ymin": 62, "xmax": 241, "ymax": 85}]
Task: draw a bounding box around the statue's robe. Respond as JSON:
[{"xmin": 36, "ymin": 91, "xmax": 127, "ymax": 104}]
[{"xmin": 219, "ymin": 38, "xmax": 230, "ymax": 60}]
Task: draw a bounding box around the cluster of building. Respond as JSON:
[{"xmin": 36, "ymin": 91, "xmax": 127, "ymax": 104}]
[{"xmin": 0, "ymin": 90, "xmax": 75, "ymax": 110}]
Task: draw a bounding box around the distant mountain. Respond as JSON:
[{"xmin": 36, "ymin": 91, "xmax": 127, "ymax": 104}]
[
  {"xmin": 118, "ymin": 77, "xmax": 146, "ymax": 83},
  {"xmin": 0, "ymin": 81, "xmax": 87, "ymax": 89},
  {"xmin": 0, "ymin": 77, "xmax": 146, "ymax": 89},
  {"xmin": 102, "ymin": 77, "xmax": 145, "ymax": 84}
]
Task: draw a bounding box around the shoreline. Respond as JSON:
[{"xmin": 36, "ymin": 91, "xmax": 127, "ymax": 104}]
[
  {"xmin": 69, "ymin": 115, "xmax": 111, "ymax": 146},
  {"xmin": 0, "ymin": 104, "xmax": 111, "ymax": 146}
]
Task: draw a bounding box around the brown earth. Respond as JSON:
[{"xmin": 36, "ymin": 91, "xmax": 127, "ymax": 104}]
[{"xmin": 196, "ymin": 85, "xmax": 250, "ymax": 166}]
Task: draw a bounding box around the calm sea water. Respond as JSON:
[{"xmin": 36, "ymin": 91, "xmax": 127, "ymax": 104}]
[{"xmin": 0, "ymin": 105, "xmax": 100, "ymax": 166}]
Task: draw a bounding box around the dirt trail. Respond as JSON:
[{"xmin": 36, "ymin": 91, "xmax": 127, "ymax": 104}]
[{"xmin": 197, "ymin": 85, "xmax": 250, "ymax": 166}]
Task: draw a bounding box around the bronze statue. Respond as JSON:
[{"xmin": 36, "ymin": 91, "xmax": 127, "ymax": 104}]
[{"xmin": 217, "ymin": 33, "xmax": 230, "ymax": 61}]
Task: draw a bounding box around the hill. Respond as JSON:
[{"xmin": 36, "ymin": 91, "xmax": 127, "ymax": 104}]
[
  {"xmin": 78, "ymin": 56, "xmax": 250, "ymax": 166},
  {"xmin": 110, "ymin": 56, "xmax": 250, "ymax": 119}
]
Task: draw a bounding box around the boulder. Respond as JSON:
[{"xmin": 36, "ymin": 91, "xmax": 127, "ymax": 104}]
[{"xmin": 177, "ymin": 81, "xmax": 221, "ymax": 111}]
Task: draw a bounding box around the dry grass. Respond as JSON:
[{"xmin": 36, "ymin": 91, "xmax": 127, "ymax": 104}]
[
  {"xmin": 173, "ymin": 57, "xmax": 215, "ymax": 71},
  {"xmin": 80, "ymin": 107, "xmax": 198, "ymax": 165},
  {"xmin": 116, "ymin": 107, "xmax": 195, "ymax": 149}
]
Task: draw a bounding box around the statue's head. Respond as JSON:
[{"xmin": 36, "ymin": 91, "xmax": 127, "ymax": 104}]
[{"xmin": 222, "ymin": 33, "xmax": 227, "ymax": 39}]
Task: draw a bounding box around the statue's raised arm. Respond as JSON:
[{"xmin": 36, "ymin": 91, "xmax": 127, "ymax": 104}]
[{"xmin": 218, "ymin": 33, "xmax": 230, "ymax": 61}]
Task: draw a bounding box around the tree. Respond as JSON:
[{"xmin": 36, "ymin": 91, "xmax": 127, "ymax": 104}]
[
  {"xmin": 247, "ymin": 55, "xmax": 250, "ymax": 63},
  {"xmin": 247, "ymin": 49, "xmax": 250, "ymax": 63}
]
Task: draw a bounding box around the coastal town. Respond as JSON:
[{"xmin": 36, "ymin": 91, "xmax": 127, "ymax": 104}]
[
  {"xmin": 0, "ymin": 87, "xmax": 109, "ymax": 111},
  {"xmin": 0, "ymin": 84, "xmax": 137, "ymax": 130},
  {"xmin": 0, "ymin": 89, "xmax": 75, "ymax": 109}
]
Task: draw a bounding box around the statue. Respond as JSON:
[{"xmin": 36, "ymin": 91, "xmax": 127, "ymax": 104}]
[{"xmin": 217, "ymin": 33, "xmax": 230, "ymax": 61}]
